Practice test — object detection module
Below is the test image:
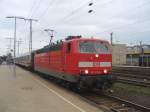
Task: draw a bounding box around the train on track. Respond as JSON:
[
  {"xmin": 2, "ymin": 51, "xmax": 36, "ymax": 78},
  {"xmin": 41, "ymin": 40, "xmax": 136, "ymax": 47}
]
[{"xmin": 15, "ymin": 36, "xmax": 115, "ymax": 91}]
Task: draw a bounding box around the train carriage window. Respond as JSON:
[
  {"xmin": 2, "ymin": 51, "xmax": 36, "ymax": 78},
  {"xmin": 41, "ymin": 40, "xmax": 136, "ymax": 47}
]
[{"xmin": 67, "ymin": 43, "xmax": 71, "ymax": 53}]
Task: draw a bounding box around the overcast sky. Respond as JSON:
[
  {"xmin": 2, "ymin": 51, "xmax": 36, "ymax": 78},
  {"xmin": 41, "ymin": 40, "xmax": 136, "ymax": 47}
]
[{"xmin": 0, "ymin": 0, "xmax": 150, "ymax": 56}]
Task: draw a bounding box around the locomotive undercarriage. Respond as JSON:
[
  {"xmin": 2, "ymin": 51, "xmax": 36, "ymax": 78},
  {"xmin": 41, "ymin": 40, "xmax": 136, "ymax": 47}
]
[
  {"xmin": 76, "ymin": 75, "xmax": 115, "ymax": 92},
  {"xmin": 34, "ymin": 66, "xmax": 115, "ymax": 92}
]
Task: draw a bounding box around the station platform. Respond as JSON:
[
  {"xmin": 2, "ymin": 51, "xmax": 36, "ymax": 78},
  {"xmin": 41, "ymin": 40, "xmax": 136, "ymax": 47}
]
[{"xmin": 0, "ymin": 65, "xmax": 103, "ymax": 112}]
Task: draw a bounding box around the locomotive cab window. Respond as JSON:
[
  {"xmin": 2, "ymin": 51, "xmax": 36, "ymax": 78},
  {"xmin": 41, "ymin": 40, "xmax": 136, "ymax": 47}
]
[
  {"xmin": 79, "ymin": 41, "xmax": 110, "ymax": 54},
  {"xmin": 67, "ymin": 42, "xmax": 71, "ymax": 53}
]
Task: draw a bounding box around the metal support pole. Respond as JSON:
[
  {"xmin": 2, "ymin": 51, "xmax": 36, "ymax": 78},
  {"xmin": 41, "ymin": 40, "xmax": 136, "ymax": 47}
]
[
  {"xmin": 6, "ymin": 16, "xmax": 25, "ymax": 59},
  {"xmin": 14, "ymin": 17, "xmax": 16, "ymax": 60},
  {"xmin": 23, "ymin": 18, "xmax": 37, "ymax": 53},
  {"xmin": 130, "ymin": 55, "xmax": 133, "ymax": 65},
  {"xmin": 7, "ymin": 16, "xmax": 38, "ymax": 55},
  {"xmin": 147, "ymin": 55, "xmax": 148, "ymax": 67},
  {"xmin": 29, "ymin": 20, "xmax": 32, "ymax": 53},
  {"xmin": 18, "ymin": 41, "xmax": 19, "ymax": 56},
  {"xmin": 17, "ymin": 40, "xmax": 22, "ymax": 56},
  {"xmin": 10, "ymin": 38, "xmax": 12, "ymax": 50},
  {"xmin": 5, "ymin": 37, "xmax": 14, "ymax": 51},
  {"xmin": 6, "ymin": 16, "xmax": 26, "ymax": 77},
  {"xmin": 110, "ymin": 32, "xmax": 113, "ymax": 45}
]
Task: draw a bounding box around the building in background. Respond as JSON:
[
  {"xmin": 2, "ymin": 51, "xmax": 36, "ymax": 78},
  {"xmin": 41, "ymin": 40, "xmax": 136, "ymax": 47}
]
[
  {"xmin": 112, "ymin": 44, "xmax": 127, "ymax": 65},
  {"xmin": 126, "ymin": 44, "xmax": 150, "ymax": 66}
]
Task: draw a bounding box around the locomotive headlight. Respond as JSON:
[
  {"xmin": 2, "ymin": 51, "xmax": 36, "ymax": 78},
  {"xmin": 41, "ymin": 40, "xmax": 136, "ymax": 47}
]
[
  {"xmin": 104, "ymin": 69, "xmax": 108, "ymax": 74},
  {"xmin": 95, "ymin": 54, "xmax": 99, "ymax": 58},
  {"xmin": 85, "ymin": 70, "xmax": 89, "ymax": 74}
]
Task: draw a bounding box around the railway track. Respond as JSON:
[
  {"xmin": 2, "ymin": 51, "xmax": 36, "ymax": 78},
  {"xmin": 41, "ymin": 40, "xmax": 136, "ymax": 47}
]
[
  {"xmin": 112, "ymin": 66, "xmax": 150, "ymax": 76},
  {"xmin": 113, "ymin": 72, "xmax": 150, "ymax": 80},
  {"xmin": 112, "ymin": 72, "xmax": 150, "ymax": 87},
  {"xmin": 117, "ymin": 76, "xmax": 150, "ymax": 87},
  {"xmin": 114, "ymin": 74, "xmax": 150, "ymax": 87},
  {"xmin": 80, "ymin": 92, "xmax": 150, "ymax": 112},
  {"xmin": 112, "ymin": 66, "xmax": 150, "ymax": 87}
]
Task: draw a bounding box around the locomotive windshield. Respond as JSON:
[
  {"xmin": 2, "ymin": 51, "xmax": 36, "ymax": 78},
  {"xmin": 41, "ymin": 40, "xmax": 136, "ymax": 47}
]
[{"xmin": 79, "ymin": 41, "xmax": 110, "ymax": 54}]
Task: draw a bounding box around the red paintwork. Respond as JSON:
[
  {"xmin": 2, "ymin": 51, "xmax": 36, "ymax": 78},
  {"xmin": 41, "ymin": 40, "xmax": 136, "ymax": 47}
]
[
  {"xmin": 34, "ymin": 38, "xmax": 112, "ymax": 78},
  {"xmin": 35, "ymin": 51, "xmax": 62, "ymax": 72}
]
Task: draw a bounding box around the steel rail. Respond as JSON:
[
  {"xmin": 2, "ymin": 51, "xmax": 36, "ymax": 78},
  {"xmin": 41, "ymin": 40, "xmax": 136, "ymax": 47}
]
[
  {"xmin": 105, "ymin": 94, "xmax": 150, "ymax": 112},
  {"xmin": 117, "ymin": 77, "xmax": 150, "ymax": 87}
]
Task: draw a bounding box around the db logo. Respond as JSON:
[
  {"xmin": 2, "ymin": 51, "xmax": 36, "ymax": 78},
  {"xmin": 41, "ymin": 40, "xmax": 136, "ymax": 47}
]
[{"xmin": 93, "ymin": 62, "xmax": 100, "ymax": 67}]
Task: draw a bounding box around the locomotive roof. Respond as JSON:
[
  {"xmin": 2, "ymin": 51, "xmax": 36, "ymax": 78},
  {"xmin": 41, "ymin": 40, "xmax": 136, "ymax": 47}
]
[
  {"xmin": 65, "ymin": 35, "xmax": 109, "ymax": 43},
  {"xmin": 65, "ymin": 37, "xmax": 109, "ymax": 43},
  {"xmin": 35, "ymin": 37, "xmax": 110, "ymax": 54}
]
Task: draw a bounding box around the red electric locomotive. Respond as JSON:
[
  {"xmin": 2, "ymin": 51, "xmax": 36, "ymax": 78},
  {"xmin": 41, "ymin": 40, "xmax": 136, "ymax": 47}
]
[{"xmin": 34, "ymin": 36, "xmax": 114, "ymax": 91}]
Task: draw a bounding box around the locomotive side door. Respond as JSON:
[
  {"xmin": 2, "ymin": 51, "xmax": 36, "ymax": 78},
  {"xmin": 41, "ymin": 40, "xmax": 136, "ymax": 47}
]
[
  {"xmin": 62, "ymin": 42, "xmax": 71, "ymax": 72},
  {"xmin": 62, "ymin": 42, "xmax": 67, "ymax": 72}
]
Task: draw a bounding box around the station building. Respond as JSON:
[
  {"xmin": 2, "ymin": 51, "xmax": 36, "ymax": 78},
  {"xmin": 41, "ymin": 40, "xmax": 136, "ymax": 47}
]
[
  {"xmin": 112, "ymin": 44, "xmax": 127, "ymax": 65},
  {"xmin": 126, "ymin": 45, "xmax": 150, "ymax": 66}
]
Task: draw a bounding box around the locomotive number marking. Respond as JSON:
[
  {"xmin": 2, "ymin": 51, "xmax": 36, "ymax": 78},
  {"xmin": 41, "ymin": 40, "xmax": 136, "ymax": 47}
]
[{"xmin": 79, "ymin": 62, "xmax": 111, "ymax": 67}]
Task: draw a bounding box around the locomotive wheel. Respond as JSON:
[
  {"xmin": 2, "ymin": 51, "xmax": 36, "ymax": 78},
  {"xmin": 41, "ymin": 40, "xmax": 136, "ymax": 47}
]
[
  {"xmin": 75, "ymin": 80, "xmax": 87, "ymax": 93},
  {"xmin": 101, "ymin": 82, "xmax": 112, "ymax": 94}
]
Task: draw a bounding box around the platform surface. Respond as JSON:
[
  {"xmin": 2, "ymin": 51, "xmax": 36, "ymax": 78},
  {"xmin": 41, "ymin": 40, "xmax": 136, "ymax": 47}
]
[{"xmin": 0, "ymin": 65, "xmax": 103, "ymax": 112}]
